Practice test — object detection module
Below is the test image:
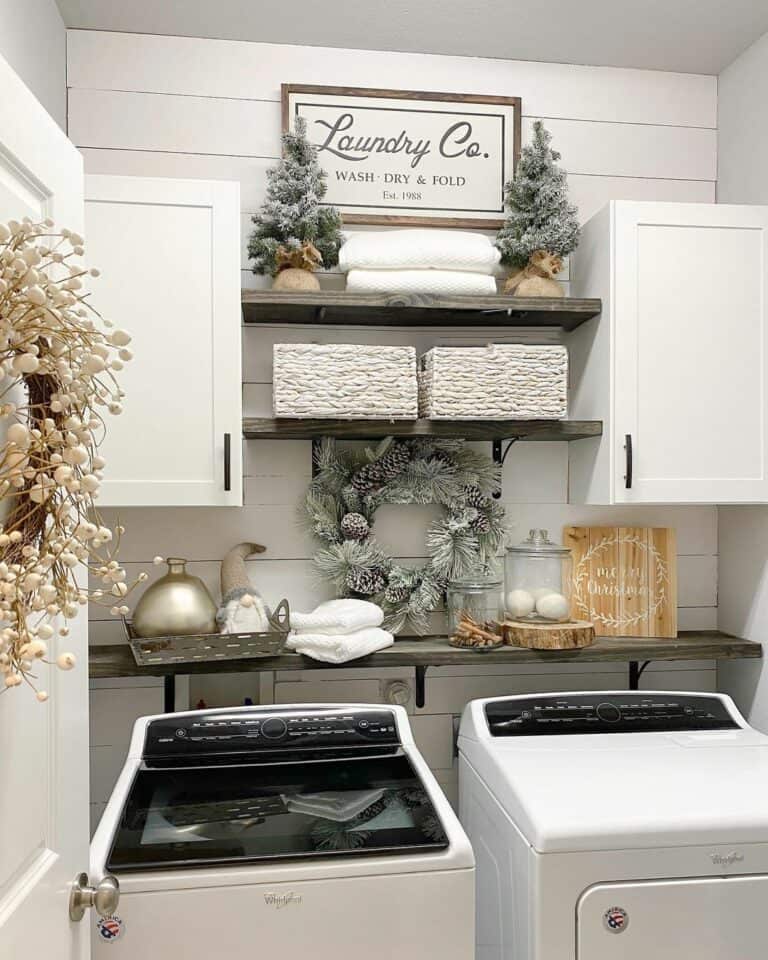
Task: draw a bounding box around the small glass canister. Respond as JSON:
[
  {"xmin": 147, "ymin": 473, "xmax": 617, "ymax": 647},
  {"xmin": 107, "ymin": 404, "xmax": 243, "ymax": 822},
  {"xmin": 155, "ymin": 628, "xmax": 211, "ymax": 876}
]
[
  {"xmin": 504, "ymin": 529, "xmax": 572, "ymax": 623},
  {"xmin": 447, "ymin": 576, "xmax": 503, "ymax": 649}
]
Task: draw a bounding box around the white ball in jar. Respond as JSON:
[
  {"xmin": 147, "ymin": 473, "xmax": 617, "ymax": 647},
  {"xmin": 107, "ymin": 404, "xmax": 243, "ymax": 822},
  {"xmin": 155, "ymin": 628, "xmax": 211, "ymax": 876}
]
[
  {"xmin": 506, "ymin": 589, "xmax": 535, "ymax": 618},
  {"xmin": 530, "ymin": 586, "xmax": 556, "ymax": 602},
  {"xmin": 535, "ymin": 592, "xmax": 570, "ymax": 621}
]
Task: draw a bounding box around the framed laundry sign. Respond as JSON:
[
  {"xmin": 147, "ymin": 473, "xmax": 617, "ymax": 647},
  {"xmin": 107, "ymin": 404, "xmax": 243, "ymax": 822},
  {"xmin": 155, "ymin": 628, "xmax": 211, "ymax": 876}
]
[{"xmin": 282, "ymin": 84, "xmax": 521, "ymax": 228}]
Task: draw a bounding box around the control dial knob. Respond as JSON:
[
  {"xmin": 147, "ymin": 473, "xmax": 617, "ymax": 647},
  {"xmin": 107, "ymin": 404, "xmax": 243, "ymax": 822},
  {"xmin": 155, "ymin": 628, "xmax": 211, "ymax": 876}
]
[
  {"xmin": 596, "ymin": 702, "xmax": 621, "ymax": 723},
  {"xmin": 261, "ymin": 717, "xmax": 288, "ymax": 739}
]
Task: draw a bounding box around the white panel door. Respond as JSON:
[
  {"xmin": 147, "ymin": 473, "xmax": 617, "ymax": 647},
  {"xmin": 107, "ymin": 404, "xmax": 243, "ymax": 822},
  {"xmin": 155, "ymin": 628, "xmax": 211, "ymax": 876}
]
[
  {"xmin": 84, "ymin": 176, "xmax": 242, "ymax": 507},
  {"xmin": 0, "ymin": 54, "xmax": 91, "ymax": 960},
  {"xmin": 614, "ymin": 202, "xmax": 768, "ymax": 503},
  {"xmin": 578, "ymin": 875, "xmax": 768, "ymax": 958}
]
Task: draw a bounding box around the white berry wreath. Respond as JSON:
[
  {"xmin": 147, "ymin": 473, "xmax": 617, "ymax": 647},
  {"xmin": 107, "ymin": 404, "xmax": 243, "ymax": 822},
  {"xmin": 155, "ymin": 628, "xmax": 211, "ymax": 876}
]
[
  {"xmin": 305, "ymin": 438, "xmax": 506, "ymax": 632},
  {"xmin": 0, "ymin": 217, "xmax": 142, "ymax": 700}
]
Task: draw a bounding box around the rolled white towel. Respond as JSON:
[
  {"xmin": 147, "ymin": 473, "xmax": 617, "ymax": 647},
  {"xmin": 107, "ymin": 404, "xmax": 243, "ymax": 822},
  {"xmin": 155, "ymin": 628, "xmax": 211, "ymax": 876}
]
[
  {"xmin": 286, "ymin": 627, "xmax": 394, "ymax": 664},
  {"xmin": 290, "ymin": 598, "xmax": 384, "ymax": 635},
  {"xmin": 339, "ymin": 229, "xmax": 501, "ymax": 274},
  {"xmin": 347, "ymin": 268, "xmax": 497, "ymax": 297}
]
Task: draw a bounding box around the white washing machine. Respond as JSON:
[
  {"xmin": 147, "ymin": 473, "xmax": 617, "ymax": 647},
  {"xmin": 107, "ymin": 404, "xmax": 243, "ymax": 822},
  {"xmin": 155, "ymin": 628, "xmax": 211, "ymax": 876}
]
[
  {"xmin": 91, "ymin": 704, "xmax": 474, "ymax": 958},
  {"xmin": 458, "ymin": 691, "xmax": 768, "ymax": 960}
]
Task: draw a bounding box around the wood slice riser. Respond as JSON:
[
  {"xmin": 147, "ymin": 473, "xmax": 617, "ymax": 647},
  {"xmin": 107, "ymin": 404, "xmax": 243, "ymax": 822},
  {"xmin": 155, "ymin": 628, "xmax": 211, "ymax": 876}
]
[{"xmin": 502, "ymin": 619, "xmax": 595, "ymax": 650}]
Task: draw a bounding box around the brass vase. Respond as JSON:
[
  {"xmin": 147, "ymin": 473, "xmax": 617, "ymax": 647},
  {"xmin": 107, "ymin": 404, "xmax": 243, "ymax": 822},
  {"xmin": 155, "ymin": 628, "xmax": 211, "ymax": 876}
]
[{"xmin": 132, "ymin": 558, "xmax": 218, "ymax": 638}]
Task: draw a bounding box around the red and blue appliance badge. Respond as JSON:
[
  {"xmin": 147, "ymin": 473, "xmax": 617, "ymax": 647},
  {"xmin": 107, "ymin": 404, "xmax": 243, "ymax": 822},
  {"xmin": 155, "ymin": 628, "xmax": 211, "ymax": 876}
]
[
  {"xmin": 96, "ymin": 914, "xmax": 124, "ymax": 943},
  {"xmin": 603, "ymin": 906, "xmax": 629, "ymax": 934}
]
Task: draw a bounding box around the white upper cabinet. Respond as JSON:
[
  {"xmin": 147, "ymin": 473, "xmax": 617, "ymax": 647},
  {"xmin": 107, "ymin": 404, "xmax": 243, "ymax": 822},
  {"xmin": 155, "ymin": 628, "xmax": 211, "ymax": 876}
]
[
  {"xmin": 570, "ymin": 201, "xmax": 768, "ymax": 505},
  {"xmin": 84, "ymin": 175, "xmax": 242, "ymax": 506}
]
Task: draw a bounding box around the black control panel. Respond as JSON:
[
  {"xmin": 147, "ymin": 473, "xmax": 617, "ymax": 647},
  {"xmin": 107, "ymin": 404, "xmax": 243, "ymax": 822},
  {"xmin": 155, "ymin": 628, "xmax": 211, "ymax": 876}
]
[
  {"xmin": 144, "ymin": 707, "xmax": 400, "ymax": 760},
  {"xmin": 485, "ymin": 693, "xmax": 739, "ymax": 736}
]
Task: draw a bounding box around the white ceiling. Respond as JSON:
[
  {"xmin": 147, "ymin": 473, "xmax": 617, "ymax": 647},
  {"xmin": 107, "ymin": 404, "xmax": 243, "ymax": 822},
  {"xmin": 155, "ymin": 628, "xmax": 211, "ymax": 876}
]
[{"xmin": 56, "ymin": 0, "xmax": 768, "ymax": 75}]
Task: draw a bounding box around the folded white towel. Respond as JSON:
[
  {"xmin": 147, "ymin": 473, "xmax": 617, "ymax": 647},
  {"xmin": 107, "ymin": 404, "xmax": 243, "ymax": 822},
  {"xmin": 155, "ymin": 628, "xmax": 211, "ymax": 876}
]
[
  {"xmin": 339, "ymin": 229, "xmax": 501, "ymax": 274},
  {"xmin": 290, "ymin": 598, "xmax": 384, "ymax": 635},
  {"xmin": 286, "ymin": 627, "xmax": 394, "ymax": 664},
  {"xmin": 347, "ymin": 268, "xmax": 497, "ymax": 297}
]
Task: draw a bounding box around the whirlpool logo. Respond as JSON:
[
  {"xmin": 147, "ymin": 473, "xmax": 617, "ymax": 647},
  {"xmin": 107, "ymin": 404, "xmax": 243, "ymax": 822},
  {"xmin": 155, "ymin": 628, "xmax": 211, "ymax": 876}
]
[
  {"xmin": 710, "ymin": 851, "xmax": 744, "ymax": 866},
  {"xmin": 264, "ymin": 892, "xmax": 303, "ymax": 909}
]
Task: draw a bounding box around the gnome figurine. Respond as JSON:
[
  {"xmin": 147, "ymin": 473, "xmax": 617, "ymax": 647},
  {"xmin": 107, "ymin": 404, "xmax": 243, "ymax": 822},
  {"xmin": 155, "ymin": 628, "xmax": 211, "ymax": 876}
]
[{"xmin": 217, "ymin": 542, "xmax": 270, "ymax": 634}]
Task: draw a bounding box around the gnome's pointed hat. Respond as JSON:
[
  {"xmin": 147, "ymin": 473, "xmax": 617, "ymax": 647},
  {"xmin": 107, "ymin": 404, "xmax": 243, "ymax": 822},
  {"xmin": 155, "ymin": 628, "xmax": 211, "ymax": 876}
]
[{"xmin": 220, "ymin": 542, "xmax": 266, "ymax": 601}]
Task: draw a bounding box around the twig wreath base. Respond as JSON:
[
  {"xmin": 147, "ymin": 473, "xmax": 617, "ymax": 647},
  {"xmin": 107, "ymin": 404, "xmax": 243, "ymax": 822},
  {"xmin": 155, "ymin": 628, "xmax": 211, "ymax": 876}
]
[{"xmin": 305, "ymin": 438, "xmax": 506, "ymax": 633}]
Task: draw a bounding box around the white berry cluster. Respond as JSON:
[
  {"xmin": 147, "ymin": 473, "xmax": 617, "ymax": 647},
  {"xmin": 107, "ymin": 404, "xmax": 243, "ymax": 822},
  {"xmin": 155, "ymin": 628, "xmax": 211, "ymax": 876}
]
[{"xmin": 0, "ymin": 216, "xmax": 142, "ymax": 700}]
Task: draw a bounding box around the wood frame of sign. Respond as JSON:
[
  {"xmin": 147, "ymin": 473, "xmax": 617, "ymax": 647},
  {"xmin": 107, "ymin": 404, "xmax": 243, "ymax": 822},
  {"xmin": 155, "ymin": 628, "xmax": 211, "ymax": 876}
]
[{"xmin": 282, "ymin": 84, "xmax": 522, "ymax": 228}]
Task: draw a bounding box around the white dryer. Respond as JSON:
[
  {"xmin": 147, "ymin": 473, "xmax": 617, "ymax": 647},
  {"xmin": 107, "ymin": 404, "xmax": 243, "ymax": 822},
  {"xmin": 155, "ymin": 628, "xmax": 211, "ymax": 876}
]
[
  {"xmin": 458, "ymin": 691, "xmax": 768, "ymax": 960},
  {"xmin": 91, "ymin": 704, "xmax": 474, "ymax": 959}
]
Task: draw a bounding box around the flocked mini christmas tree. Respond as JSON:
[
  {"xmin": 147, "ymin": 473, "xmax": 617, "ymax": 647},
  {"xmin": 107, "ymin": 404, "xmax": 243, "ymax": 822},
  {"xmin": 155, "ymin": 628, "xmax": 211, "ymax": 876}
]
[
  {"xmin": 496, "ymin": 120, "xmax": 580, "ymax": 297},
  {"xmin": 248, "ymin": 117, "xmax": 343, "ymax": 290}
]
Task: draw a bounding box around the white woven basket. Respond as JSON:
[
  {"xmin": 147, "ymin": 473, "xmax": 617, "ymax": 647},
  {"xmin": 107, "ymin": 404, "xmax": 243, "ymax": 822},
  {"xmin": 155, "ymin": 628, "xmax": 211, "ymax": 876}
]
[
  {"xmin": 273, "ymin": 343, "xmax": 418, "ymax": 419},
  {"xmin": 418, "ymin": 344, "xmax": 568, "ymax": 420}
]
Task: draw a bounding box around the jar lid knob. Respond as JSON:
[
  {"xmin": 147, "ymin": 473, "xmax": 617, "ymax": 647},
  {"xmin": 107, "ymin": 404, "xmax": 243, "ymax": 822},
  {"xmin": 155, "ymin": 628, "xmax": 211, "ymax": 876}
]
[{"xmin": 527, "ymin": 528, "xmax": 551, "ymax": 545}]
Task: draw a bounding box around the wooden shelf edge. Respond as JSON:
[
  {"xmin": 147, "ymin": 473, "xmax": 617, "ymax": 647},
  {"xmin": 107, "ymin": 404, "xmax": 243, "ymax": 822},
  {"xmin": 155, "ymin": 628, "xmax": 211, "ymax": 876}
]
[
  {"xmin": 242, "ymin": 418, "xmax": 603, "ymax": 442},
  {"xmin": 241, "ymin": 290, "xmax": 601, "ymax": 330},
  {"xmin": 90, "ymin": 631, "xmax": 761, "ymax": 679}
]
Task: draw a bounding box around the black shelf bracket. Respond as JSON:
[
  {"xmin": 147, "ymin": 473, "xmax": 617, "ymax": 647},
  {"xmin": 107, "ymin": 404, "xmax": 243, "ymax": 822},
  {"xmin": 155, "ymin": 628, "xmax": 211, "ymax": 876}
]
[
  {"xmin": 491, "ymin": 439, "xmax": 517, "ymax": 498},
  {"xmin": 628, "ymin": 660, "xmax": 651, "ymax": 690},
  {"xmin": 415, "ymin": 665, "xmax": 429, "ymax": 708},
  {"xmin": 163, "ymin": 675, "xmax": 176, "ymax": 713}
]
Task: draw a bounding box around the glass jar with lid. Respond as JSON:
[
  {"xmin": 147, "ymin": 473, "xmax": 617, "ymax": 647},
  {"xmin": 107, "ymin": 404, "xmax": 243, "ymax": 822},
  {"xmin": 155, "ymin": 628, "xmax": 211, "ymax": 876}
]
[
  {"xmin": 504, "ymin": 529, "xmax": 572, "ymax": 623},
  {"xmin": 447, "ymin": 575, "xmax": 503, "ymax": 649}
]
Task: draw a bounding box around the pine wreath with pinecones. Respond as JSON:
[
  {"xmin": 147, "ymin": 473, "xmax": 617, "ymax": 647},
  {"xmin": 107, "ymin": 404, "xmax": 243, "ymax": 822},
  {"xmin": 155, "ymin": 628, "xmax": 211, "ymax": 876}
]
[{"xmin": 304, "ymin": 438, "xmax": 506, "ymax": 632}]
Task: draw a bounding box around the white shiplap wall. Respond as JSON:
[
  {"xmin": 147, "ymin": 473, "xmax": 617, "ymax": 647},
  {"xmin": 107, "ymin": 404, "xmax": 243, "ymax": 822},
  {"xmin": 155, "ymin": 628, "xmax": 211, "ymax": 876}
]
[
  {"xmin": 68, "ymin": 30, "xmax": 720, "ymax": 817},
  {"xmin": 713, "ymin": 32, "xmax": 768, "ymax": 728}
]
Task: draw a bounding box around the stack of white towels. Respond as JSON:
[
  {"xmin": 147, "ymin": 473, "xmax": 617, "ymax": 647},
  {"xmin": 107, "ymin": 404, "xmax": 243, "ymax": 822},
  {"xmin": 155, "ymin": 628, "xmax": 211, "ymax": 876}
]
[
  {"xmin": 339, "ymin": 229, "xmax": 501, "ymax": 296},
  {"xmin": 287, "ymin": 599, "xmax": 394, "ymax": 664}
]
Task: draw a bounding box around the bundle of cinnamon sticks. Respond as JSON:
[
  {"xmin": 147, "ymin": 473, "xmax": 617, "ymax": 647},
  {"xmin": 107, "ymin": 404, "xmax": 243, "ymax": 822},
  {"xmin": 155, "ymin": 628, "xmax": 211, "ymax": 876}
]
[{"xmin": 450, "ymin": 613, "xmax": 503, "ymax": 649}]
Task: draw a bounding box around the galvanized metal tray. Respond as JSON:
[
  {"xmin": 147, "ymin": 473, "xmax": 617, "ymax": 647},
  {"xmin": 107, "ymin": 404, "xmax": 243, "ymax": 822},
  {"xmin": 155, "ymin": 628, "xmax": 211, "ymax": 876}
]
[{"xmin": 124, "ymin": 599, "xmax": 290, "ymax": 666}]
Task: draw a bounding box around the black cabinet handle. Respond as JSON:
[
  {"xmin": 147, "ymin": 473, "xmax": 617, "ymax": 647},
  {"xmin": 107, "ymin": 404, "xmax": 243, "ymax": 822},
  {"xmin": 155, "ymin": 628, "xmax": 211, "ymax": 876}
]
[
  {"xmin": 624, "ymin": 434, "xmax": 633, "ymax": 489},
  {"xmin": 224, "ymin": 432, "xmax": 231, "ymax": 491}
]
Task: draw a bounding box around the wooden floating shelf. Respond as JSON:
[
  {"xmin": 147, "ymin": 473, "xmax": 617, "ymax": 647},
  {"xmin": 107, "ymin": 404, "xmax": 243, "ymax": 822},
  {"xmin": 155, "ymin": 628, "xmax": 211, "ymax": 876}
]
[
  {"xmin": 90, "ymin": 632, "xmax": 760, "ymax": 679},
  {"xmin": 242, "ymin": 418, "xmax": 603, "ymax": 442},
  {"xmin": 241, "ymin": 290, "xmax": 601, "ymax": 331}
]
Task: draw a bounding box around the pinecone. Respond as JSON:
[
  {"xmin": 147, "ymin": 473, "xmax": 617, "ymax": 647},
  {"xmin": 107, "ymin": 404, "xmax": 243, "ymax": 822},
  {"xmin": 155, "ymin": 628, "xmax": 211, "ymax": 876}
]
[
  {"xmin": 341, "ymin": 484, "xmax": 363, "ymax": 513},
  {"xmin": 384, "ymin": 580, "xmax": 412, "ymax": 604},
  {"xmin": 464, "ymin": 485, "xmax": 490, "ymax": 509},
  {"xmin": 352, "ymin": 442, "xmax": 411, "ymax": 494},
  {"xmin": 340, "ymin": 512, "xmax": 370, "ymax": 541},
  {"xmin": 470, "ymin": 512, "xmax": 492, "ymax": 534},
  {"xmin": 429, "ymin": 448, "xmax": 454, "ymax": 466},
  {"xmin": 346, "ymin": 566, "xmax": 386, "ymax": 596}
]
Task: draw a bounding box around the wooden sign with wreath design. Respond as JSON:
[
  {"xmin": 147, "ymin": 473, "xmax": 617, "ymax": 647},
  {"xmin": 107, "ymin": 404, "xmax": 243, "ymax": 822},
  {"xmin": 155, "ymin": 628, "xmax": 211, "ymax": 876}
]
[{"xmin": 563, "ymin": 526, "xmax": 677, "ymax": 638}]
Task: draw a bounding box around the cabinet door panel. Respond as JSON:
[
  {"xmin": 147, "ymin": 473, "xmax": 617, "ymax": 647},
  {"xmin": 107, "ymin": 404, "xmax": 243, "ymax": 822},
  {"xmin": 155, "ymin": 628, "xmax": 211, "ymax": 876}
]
[
  {"xmin": 85, "ymin": 176, "xmax": 241, "ymax": 506},
  {"xmin": 615, "ymin": 202, "xmax": 768, "ymax": 503}
]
